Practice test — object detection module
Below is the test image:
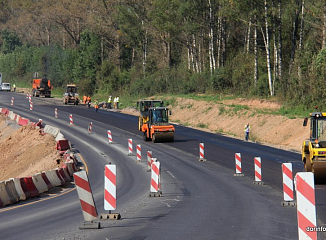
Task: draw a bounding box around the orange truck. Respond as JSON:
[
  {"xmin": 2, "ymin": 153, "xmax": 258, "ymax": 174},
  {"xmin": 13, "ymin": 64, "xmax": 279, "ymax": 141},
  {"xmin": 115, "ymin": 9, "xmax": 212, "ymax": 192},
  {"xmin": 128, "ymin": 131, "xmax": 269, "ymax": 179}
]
[{"xmin": 32, "ymin": 76, "xmax": 52, "ymax": 97}]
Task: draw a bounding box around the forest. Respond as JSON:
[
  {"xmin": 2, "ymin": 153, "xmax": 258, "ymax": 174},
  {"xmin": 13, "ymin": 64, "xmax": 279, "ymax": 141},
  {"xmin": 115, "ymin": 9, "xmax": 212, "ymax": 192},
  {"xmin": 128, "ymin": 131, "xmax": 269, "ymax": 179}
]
[{"xmin": 0, "ymin": 0, "xmax": 325, "ymax": 109}]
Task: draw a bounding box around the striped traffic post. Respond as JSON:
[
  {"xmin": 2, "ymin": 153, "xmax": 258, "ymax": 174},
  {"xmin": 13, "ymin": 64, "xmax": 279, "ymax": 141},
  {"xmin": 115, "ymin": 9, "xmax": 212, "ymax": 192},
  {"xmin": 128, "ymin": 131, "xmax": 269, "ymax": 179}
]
[
  {"xmin": 30, "ymin": 102, "xmax": 33, "ymax": 111},
  {"xmin": 73, "ymin": 171, "xmax": 100, "ymax": 229},
  {"xmin": 69, "ymin": 114, "xmax": 74, "ymax": 125},
  {"xmin": 104, "ymin": 165, "xmax": 116, "ymax": 211},
  {"xmin": 100, "ymin": 164, "xmax": 121, "ymax": 220},
  {"xmin": 150, "ymin": 161, "xmax": 162, "ymax": 197},
  {"xmin": 128, "ymin": 139, "xmax": 133, "ymax": 155},
  {"xmin": 88, "ymin": 122, "xmax": 92, "ymax": 133},
  {"xmin": 26, "ymin": 92, "xmax": 29, "ymax": 98},
  {"xmin": 296, "ymin": 172, "xmax": 317, "ymax": 240},
  {"xmin": 253, "ymin": 157, "xmax": 263, "ymax": 185},
  {"xmin": 281, "ymin": 163, "xmax": 295, "ymax": 206},
  {"xmin": 234, "ymin": 153, "xmax": 244, "ymax": 176},
  {"xmin": 11, "ymin": 97, "xmax": 14, "ymax": 106},
  {"xmin": 147, "ymin": 151, "xmax": 153, "ymax": 170},
  {"xmin": 55, "ymin": 108, "xmax": 58, "ymax": 119},
  {"xmin": 107, "ymin": 130, "xmax": 113, "ymax": 144},
  {"xmin": 29, "ymin": 95, "xmax": 31, "ymax": 103},
  {"xmin": 136, "ymin": 144, "xmax": 141, "ymax": 162},
  {"xmin": 199, "ymin": 143, "xmax": 206, "ymax": 161}
]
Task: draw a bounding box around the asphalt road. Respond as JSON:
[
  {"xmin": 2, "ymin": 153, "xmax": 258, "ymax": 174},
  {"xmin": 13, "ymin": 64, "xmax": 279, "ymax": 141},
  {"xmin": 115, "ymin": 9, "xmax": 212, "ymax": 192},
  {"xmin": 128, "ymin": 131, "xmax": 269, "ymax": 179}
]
[{"xmin": 0, "ymin": 91, "xmax": 325, "ymax": 239}]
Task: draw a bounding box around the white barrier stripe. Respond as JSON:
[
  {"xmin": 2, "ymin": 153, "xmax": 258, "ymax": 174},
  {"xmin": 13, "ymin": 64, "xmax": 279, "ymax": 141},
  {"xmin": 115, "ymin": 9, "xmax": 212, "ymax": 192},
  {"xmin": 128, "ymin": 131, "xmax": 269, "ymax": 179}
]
[
  {"xmin": 105, "ymin": 179, "xmax": 116, "ymax": 198},
  {"xmin": 76, "ymin": 187, "xmax": 95, "ymax": 205}
]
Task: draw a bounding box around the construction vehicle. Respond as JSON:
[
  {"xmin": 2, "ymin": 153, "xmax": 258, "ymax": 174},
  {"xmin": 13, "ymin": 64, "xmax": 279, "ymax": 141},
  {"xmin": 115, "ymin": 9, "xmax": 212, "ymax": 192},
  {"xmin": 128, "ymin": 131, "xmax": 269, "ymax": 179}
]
[
  {"xmin": 137, "ymin": 99, "xmax": 175, "ymax": 143},
  {"xmin": 302, "ymin": 110, "xmax": 326, "ymax": 182},
  {"xmin": 63, "ymin": 84, "xmax": 79, "ymax": 105},
  {"xmin": 32, "ymin": 76, "xmax": 52, "ymax": 97}
]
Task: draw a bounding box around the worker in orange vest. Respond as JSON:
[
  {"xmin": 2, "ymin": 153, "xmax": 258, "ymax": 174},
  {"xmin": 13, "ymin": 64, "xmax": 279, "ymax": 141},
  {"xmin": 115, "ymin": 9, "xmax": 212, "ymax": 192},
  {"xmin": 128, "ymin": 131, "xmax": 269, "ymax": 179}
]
[
  {"xmin": 83, "ymin": 95, "xmax": 87, "ymax": 104},
  {"xmin": 94, "ymin": 100, "xmax": 99, "ymax": 112},
  {"xmin": 87, "ymin": 95, "xmax": 91, "ymax": 108}
]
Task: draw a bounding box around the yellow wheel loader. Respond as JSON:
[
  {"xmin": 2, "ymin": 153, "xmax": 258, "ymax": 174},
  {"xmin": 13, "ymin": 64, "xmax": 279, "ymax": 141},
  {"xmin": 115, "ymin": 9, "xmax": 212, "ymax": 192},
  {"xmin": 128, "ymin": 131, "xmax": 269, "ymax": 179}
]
[
  {"xmin": 302, "ymin": 111, "xmax": 326, "ymax": 181},
  {"xmin": 137, "ymin": 100, "xmax": 175, "ymax": 142}
]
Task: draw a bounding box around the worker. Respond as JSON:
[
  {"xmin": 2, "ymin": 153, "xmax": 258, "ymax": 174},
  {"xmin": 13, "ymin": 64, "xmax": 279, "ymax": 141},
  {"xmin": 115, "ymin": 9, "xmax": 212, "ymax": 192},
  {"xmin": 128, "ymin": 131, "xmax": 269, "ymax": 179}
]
[
  {"xmin": 94, "ymin": 100, "xmax": 99, "ymax": 112},
  {"xmin": 113, "ymin": 97, "xmax": 117, "ymax": 109},
  {"xmin": 116, "ymin": 96, "xmax": 119, "ymax": 109},
  {"xmin": 87, "ymin": 95, "xmax": 91, "ymax": 108},
  {"xmin": 83, "ymin": 95, "xmax": 87, "ymax": 104},
  {"xmin": 244, "ymin": 123, "xmax": 250, "ymax": 141},
  {"xmin": 13, "ymin": 83, "xmax": 16, "ymax": 92},
  {"xmin": 107, "ymin": 96, "xmax": 112, "ymax": 109}
]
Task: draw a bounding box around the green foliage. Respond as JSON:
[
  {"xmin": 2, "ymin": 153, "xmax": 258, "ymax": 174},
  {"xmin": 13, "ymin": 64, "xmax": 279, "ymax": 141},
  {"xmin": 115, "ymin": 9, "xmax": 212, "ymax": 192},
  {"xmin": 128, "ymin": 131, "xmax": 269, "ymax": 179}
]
[{"xmin": 1, "ymin": 29, "xmax": 22, "ymax": 54}]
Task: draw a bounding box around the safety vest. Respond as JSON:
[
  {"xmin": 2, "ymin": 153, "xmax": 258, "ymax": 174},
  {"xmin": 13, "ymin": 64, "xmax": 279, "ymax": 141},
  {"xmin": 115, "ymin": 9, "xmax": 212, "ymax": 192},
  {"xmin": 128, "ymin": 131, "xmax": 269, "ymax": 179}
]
[
  {"xmin": 116, "ymin": 97, "xmax": 119, "ymax": 103},
  {"xmin": 108, "ymin": 97, "xmax": 111, "ymax": 103},
  {"xmin": 244, "ymin": 125, "xmax": 250, "ymax": 133},
  {"xmin": 95, "ymin": 101, "xmax": 99, "ymax": 108}
]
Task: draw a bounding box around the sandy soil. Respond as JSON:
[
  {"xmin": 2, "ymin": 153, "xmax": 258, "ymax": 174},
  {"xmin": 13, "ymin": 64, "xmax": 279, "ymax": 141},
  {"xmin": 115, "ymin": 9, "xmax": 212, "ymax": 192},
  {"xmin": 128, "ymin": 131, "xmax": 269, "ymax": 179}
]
[
  {"xmin": 0, "ymin": 115, "xmax": 61, "ymax": 181},
  {"xmin": 0, "ymin": 96, "xmax": 308, "ymax": 182}
]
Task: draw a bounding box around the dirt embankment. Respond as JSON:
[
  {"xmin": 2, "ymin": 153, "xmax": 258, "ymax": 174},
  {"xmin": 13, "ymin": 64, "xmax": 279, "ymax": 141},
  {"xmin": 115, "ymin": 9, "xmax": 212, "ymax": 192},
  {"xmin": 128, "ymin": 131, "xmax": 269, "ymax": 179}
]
[
  {"xmin": 122, "ymin": 97, "xmax": 309, "ymax": 152},
  {"xmin": 0, "ymin": 115, "xmax": 60, "ymax": 181}
]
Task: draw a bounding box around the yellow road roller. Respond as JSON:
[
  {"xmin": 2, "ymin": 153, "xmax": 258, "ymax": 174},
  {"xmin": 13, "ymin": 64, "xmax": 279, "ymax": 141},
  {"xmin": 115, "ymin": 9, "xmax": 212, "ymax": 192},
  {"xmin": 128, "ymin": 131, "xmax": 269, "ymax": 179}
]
[{"xmin": 302, "ymin": 111, "xmax": 326, "ymax": 181}]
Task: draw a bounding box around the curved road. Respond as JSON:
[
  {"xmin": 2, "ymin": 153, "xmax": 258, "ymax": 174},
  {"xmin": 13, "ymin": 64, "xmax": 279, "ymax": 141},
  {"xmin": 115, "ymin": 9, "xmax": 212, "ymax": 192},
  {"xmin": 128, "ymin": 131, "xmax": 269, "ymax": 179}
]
[{"xmin": 0, "ymin": 91, "xmax": 325, "ymax": 239}]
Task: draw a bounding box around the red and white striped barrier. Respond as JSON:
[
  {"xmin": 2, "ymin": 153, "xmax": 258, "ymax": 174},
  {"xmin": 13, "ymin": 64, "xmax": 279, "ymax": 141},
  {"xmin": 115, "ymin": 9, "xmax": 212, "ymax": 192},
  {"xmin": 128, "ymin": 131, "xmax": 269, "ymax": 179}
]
[
  {"xmin": 136, "ymin": 144, "xmax": 141, "ymax": 161},
  {"xmin": 73, "ymin": 171, "xmax": 98, "ymax": 221},
  {"xmin": 296, "ymin": 172, "xmax": 317, "ymax": 240},
  {"xmin": 11, "ymin": 97, "xmax": 14, "ymax": 106},
  {"xmin": 88, "ymin": 122, "xmax": 92, "ymax": 133},
  {"xmin": 282, "ymin": 163, "xmax": 295, "ymax": 205},
  {"xmin": 199, "ymin": 143, "xmax": 206, "ymax": 161},
  {"xmin": 234, "ymin": 153, "xmax": 244, "ymax": 176},
  {"xmin": 147, "ymin": 151, "xmax": 153, "ymax": 170},
  {"xmin": 55, "ymin": 108, "xmax": 58, "ymax": 119},
  {"xmin": 150, "ymin": 161, "xmax": 162, "ymax": 196},
  {"xmin": 104, "ymin": 165, "xmax": 116, "ymax": 211},
  {"xmin": 30, "ymin": 102, "xmax": 33, "ymax": 111},
  {"xmin": 26, "ymin": 92, "xmax": 29, "ymax": 98},
  {"xmin": 107, "ymin": 130, "xmax": 113, "ymax": 144},
  {"xmin": 253, "ymin": 157, "xmax": 263, "ymax": 184},
  {"xmin": 128, "ymin": 138, "xmax": 133, "ymax": 155},
  {"xmin": 69, "ymin": 114, "xmax": 74, "ymax": 125},
  {"xmin": 29, "ymin": 95, "xmax": 31, "ymax": 103}
]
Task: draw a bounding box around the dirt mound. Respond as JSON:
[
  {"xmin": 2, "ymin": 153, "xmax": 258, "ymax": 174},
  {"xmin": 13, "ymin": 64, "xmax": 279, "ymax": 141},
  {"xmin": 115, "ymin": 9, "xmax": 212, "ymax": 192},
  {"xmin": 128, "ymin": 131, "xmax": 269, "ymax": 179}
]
[{"xmin": 0, "ymin": 115, "xmax": 60, "ymax": 181}]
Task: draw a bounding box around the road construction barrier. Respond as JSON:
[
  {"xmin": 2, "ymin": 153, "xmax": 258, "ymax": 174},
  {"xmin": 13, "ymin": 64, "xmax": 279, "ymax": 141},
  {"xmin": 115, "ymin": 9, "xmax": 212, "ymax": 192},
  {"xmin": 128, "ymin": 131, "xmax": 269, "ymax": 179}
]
[
  {"xmin": 150, "ymin": 161, "xmax": 162, "ymax": 197},
  {"xmin": 61, "ymin": 162, "xmax": 73, "ymax": 176},
  {"xmin": 55, "ymin": 132, "xmax": 65, "ymax": 141},
  {"xmin": 45, "ymin": 170, "xmax": 63, "ymax": 187},
  {"xmin": 199, "ymin": 143, "xmax": 206, "ymax": 161},
  {"xmin": 281, "ymin": 163, "xmax": 295, "ymax": 206},
  {"xmin": 1, "ymin": 108, "xmax": 9, "ymax": 115},
  {"xmin": 63, "ymin": 167, "xmax": 71, "ymax": 181},
  {"xmin": 44, "ymin": 125, "xmax": 60, "ymax": 137},
  {"xmin": 32, "ymin": 173, "xmax": 48, "ymax": 194},
  {"xmin": 66, "ymin": 162, "xmax": 77, "ymax": 176},
  {"xmin": 18, "ymin": 117, "xmax": 29, "ymax": 126},
  {"xmin": 55, "ymin": 169, "xmax": 66, "ymax": 185},
  {"xmin": 136, "ymin": 144, "xmax": 141, "ymax": 161},
  {"xmin": 26, "ymin": 92, "xmax": 29, "ymax": 98},
  {"xmin": 69, "ymin": 114, "xmax": 74, "ymax": 125},
  {"xmin": 8, "ymin": 111, "xmax": 14, "ymax": 120},
  {"xmin": 11, "ymin": 178, "xmax": 26, "ymax": 201},
  {"xmin": 56, "ymin": 139, "xmax": 70, "ymax": 152},
  {"xmin": 234, "ymin": 153, "xmax": 244, "ymax": 176},
  {"xmin": 11, "ymin": 97, "xmax": 14, "ymax": 106},
  {"xmin": 296, "ymin": 172, "xmax": 317, "ymax": 240},
  {"xmin": 41, "ymin": 172, "xmax": 53, "ymax": 190},
  {"xmin": 128, "ymin": 138, "xmax": 133, "ymax": 155},
  {"xmin": 253, "ymin": 157, "xmax": 263, "ymax": 185},
  {"xmin": 88, "ymin": 122, "xmax": 92, "ymax": 133},
  {"xmin": 21, "ymin": 177, "xmax": 39, "ymax": 198},
  {"xmin": 0, "ymin": 181, "xmax": 11, "ymax": 207},
  {"xmin": 74, "ymin": 171, "xmax": 98, "ymax": 222},
  {"xmin": 55, "ymin": 108, "xmax": 58, "ymax": 119},
  {"xmin": 30, "ymin": 102, "xmax": 33, "ymax": 111},
  {"xmin": 147, "ymin": 151, "xmax": 153, "ymax": 170},
  {"xmin": 28, "ymin": 95, "xmax": 31, "ymax": 103},
  {"xmin": 104, "ymin": 165, "xmax": 116, "ymax": 210},
  {"xmin": 5, "ymin": 179, "xmax": 19, "ymax": 204},
  {"xmin": 58, "ymin": 168, "xmax": 70, "ymax": 183},
  {"xmin": 107, "ymin": 130, "xmax": 113, "ymax": 144}
]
